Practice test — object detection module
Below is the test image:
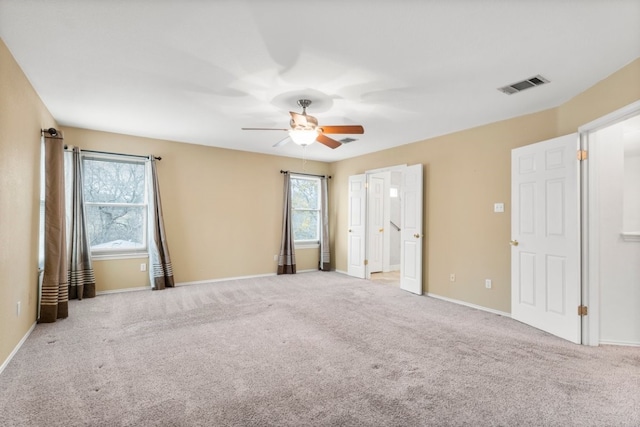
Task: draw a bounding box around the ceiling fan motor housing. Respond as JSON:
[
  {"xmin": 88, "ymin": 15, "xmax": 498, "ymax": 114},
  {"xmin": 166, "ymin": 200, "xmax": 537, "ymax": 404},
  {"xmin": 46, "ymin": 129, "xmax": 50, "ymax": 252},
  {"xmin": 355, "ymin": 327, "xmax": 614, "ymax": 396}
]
[{"xmin": 291, "ymin": 99, "xmax": 318, "ymax": 130}]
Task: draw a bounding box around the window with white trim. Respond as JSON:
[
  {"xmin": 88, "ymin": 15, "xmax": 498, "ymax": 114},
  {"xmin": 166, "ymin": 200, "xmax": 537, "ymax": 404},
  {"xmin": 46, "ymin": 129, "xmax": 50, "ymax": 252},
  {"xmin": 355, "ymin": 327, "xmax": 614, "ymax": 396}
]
[
  {"xmin": 290, "ymin": 175, "xmax": 321, "ymax": 245},
  {"xmin": 82, "ymin": 154, "xmax": 148, "ymax": 255}
]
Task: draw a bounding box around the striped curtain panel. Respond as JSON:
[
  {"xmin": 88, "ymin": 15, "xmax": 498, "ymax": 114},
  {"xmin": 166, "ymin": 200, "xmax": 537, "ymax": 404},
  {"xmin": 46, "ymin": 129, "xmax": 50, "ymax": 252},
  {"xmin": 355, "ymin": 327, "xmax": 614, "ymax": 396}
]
[
  {"xmin": 40, "ymin": 135, "xmax": 68, "ymax": 323},
  {"xmin": 319, "ymin": 177, "xmax": 331, "ymax": 271},
  {"xmin": 148, "ymin": 156, "xmax": 174, "ymax": 290},
  {"xmin": 277, "ymin": 173, "xmax": 296, "ymax": 274},
  {"xmin": 67, "ymin": 147, "xmax": 96, "ymax": 300}
]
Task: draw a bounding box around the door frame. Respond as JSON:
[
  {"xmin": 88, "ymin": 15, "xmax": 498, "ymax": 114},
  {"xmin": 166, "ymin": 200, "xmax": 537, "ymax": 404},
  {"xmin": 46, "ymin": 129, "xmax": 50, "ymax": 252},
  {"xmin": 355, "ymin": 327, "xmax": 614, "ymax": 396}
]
[
  {"xmin": 364, "ymin": 164, "xmax": 408, "ymax": 280},
  {"xmin": 348, "ymin": 164, "xmax": 420, "ymax": 284},
  {"xmin": 578, "ymin": 100, "xmax": 640, "ymax": 346}
]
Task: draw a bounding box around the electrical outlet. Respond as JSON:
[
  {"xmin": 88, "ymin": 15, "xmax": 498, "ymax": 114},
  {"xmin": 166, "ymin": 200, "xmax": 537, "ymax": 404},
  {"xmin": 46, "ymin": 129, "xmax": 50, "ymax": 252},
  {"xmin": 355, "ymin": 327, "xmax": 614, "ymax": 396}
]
[
  {"xmin": 16, "ymin": 301, "xmax": 21, "ymax": 317},
  {"xmin": 450, "ymin": 273, "xmax": 456, "ymax": 282},
  {"xmin": 485, "ymin": 279, "xmax": 492, "ymax": 289},
  {"xmin": 140, "ymin": 263, "xmax": 147, "ymax": 272},
  {"xmin": 274, "ymin": 254, "xmax": 278, "ymax": 261}
]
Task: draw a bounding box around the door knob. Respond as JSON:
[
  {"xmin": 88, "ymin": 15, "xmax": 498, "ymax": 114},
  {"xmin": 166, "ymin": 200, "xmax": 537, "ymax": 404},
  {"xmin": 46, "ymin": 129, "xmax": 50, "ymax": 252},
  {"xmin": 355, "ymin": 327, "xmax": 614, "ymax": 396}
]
[
  {"xmin": 379, "ymin": 228, "xmax": 384, "ymax": 232},
  {"xmin": 510, "ymin": 240, "xmax": 519, "ymax": 246},
  {"xmin": 414, "ymin": 233, "xmax": 421, "ymax": 238},
  {"xmin": 348, "ymin": 229, "xmax": 352, "ymax": 233}
]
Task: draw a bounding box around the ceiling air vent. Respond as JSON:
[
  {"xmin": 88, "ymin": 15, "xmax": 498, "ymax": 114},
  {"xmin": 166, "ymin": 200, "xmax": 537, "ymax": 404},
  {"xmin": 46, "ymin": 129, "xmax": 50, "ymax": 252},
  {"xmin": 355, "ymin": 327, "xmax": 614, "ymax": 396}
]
[
  {"xmin": 340, "ymin": 137, "xmax": 357, "ymax": 144},
  {"xmin": 498, "ymin": 75, "xmax": 550, "ymax": 95}
]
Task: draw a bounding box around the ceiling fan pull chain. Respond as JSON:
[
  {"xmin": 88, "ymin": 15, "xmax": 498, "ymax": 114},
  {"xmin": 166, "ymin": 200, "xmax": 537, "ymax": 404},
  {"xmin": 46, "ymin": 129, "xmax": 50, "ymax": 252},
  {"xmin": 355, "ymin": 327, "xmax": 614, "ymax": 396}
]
[{"xmin": 302, "ymin": 146, "xmax": 308, "ymax": 171}]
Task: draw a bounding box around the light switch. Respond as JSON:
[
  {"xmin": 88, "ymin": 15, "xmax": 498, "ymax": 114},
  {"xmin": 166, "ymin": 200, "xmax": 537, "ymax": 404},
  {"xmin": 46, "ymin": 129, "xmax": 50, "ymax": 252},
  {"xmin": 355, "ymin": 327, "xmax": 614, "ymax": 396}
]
[{"xmin": 494, "ymin": 203, "xmax": 505, "ymax": 213}]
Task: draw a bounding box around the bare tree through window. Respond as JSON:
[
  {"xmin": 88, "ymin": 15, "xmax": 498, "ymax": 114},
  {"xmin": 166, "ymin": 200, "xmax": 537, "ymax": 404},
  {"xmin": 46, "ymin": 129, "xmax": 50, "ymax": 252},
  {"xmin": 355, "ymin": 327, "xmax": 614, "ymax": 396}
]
[{"xmin": 82, "ymin": 156, "xmax": 147, "ymax": 252}]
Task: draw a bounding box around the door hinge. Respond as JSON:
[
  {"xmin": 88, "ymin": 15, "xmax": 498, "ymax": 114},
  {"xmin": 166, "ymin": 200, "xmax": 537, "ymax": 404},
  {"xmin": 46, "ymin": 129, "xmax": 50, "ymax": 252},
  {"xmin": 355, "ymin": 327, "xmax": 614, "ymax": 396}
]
[
  {"xmin": 577, "ymin": 150, "xmax": 588, "ymax": 161},
  {"xmin": 578, "ymin": 305, "xmax": 588, "ymax": 316},
  {"xmin": 364, "ymin": 259, "xmax": 368, "ymax": 266}
]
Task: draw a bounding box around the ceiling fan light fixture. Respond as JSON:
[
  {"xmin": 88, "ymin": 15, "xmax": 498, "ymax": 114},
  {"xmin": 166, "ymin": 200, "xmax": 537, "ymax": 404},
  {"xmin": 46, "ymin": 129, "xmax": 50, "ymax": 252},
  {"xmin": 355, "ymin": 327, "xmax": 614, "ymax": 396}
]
[{"xmin": 289, "ymin": 129, "xmax": 318, "ymax": 146}]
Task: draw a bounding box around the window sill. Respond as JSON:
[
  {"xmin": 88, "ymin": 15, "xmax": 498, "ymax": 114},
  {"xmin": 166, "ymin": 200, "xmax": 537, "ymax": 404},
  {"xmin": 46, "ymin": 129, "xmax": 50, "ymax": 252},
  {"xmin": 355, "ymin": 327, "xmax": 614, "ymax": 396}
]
[
  {"xmin": 91, "ymin": 252, "xmax": 148, "ymax": 261},
  {"xmin": 295, "ymin": 242, "xmax": 320, "ymax": 250}
]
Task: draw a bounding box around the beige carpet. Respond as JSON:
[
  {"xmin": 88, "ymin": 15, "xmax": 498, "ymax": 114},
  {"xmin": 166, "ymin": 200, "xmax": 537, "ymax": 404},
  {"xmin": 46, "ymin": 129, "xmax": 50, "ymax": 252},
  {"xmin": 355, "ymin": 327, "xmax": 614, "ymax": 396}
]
[{"xmin": 0, "ymin": 271, "xmax": 638, "ymax": 426}]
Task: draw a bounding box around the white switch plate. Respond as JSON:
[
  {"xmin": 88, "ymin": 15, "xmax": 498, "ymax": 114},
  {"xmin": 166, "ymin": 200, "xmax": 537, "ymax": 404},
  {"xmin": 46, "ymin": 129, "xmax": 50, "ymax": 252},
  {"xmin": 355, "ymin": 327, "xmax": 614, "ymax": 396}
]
[
  {"xmin": 140, "ymin": 263, "xmax": 147, "ymax": 272},
  {"xmin": 485, "ymin": 279, "xmax": 492, "ymax": 289},
  {"xmin": 494, "ymin": 203, "xmax": 504, "ymax": 213}
]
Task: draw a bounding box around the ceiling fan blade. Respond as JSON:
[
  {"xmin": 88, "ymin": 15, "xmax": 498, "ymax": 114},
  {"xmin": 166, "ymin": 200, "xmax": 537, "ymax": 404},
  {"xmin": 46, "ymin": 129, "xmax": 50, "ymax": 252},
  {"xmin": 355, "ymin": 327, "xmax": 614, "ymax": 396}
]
[
  {"xmin": 316, "ymin": 133, "xmax": 341, "ymax": 149},
  {"xmin": 241, "ymin": 127, "xmax": 288, "ymax": 131},
  {"xmin": 319, "ymin": 125, "xmax": 364, "ymax": 134},
  {"xmin": 273, "ymin": 136, "xmax": 290, "ymax": 147}
]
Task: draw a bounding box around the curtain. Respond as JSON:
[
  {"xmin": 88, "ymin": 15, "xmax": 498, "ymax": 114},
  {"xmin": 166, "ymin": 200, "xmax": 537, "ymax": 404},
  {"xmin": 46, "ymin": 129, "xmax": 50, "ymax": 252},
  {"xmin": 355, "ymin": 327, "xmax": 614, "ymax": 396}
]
[
  {"xmin": 67, "ymin": 147, "xmax": 96, "ymax": 300},
  {"xmin": 319, "ymin": 177, "xmax": 331, "ymax": 271},
  {"xmin": 277, "ymin": 173, "xmax": 296, "ymax": 274},
  {"xmin": 40, "ymin": 135, "xmax": 68, "ymax": 323},
  {"xmin": 148, "ymin": 156, "xmax": 175, "ymax": 290}
]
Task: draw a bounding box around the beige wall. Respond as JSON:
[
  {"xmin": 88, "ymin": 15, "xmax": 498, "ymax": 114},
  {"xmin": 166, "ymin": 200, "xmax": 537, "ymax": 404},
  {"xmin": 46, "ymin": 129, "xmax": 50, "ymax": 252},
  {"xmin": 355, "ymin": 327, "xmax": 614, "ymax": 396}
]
[
  {"xmin": 0, "ymin": 39, "xmax": 57, "ymax": 367},
  {"xmin": 330, "ymin": 57, "xmax": 640, "ymax": 313},
  {"xmin": 60, "ymin": 127, "xmax": 330, "ymax": 291}
]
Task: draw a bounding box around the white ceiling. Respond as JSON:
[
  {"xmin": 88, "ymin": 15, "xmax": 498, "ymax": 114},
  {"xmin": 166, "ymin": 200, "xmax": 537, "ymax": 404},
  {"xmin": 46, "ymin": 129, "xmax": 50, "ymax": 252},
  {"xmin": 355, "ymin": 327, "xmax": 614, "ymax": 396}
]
[{"xmin": 1, "ymin": 0, "xmax": 639, "ymax": 162}]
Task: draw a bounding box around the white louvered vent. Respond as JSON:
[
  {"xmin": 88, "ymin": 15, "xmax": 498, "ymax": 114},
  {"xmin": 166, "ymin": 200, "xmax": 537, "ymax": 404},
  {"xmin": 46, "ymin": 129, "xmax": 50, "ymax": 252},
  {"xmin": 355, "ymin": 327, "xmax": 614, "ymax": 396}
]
[{"xmin": 498, "ymin": 75, "xmax": 550, "ymax": 95}]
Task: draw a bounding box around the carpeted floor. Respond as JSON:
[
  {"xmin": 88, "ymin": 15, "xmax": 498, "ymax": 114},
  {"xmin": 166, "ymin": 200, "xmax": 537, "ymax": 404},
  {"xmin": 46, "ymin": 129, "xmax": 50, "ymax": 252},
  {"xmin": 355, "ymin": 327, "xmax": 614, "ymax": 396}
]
[{"xmin": 0, "ymin": 271, "xmax": 638, "ymax": 426}]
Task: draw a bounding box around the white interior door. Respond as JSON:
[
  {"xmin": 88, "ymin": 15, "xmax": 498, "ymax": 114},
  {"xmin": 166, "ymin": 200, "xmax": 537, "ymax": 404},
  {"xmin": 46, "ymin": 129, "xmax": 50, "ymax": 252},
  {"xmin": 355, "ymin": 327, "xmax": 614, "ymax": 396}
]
[
  {"xmin": 511, "ymin": 133, "xmax": 581, "ymax": 343},
  {"xmin": 400, "ymin": 164, "xmax": 423, "ymax": 294},
  {"xmin": 368, "ymin": 174, "xmax": 385, "ymax": 273},
  {"xmin": 347, "ymin": 174, "xmax": 366, "ymax": 278}
]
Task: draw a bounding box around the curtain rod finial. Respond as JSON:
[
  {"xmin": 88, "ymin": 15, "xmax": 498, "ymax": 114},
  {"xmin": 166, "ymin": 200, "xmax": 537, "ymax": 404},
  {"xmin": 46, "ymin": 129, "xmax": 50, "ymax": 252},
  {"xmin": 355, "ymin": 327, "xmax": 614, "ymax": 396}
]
[{"xmin": 42, "ymin": 127, "xmax": 58, "ymax": 137}]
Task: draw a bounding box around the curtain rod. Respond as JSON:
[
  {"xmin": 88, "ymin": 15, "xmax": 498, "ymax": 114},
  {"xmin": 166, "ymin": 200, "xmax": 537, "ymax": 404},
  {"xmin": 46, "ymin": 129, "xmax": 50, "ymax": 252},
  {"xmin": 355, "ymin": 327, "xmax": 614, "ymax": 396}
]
[
  {"xmin": 69, "ymin": 148, "xmax": 162, "ymax": 161},
  {"xmin": 42, "ymin": 128, "xmax": 161, "ymax": 160},
  {"xmin": 280, "ymin": 170, "xmax": 331, "ymax": 179}
]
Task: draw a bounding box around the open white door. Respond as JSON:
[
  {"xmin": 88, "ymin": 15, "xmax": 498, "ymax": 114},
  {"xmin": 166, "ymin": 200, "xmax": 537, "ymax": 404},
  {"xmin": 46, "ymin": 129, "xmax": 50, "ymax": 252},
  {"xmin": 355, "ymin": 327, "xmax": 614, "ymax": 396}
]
[
  {"xmin": 400, "ymin": 164, "xmax": 423, "ymax": 294},
  {"xmin": 347, "ymin": 174, "xmax": 366, "ymax": 278},
  {"xmin": 511, "ymin": 133, "xmax": 581, "ymax": 343},
  {"xmin": 367, "ymin": 174, "xmax": 385, "ymax": 273}
]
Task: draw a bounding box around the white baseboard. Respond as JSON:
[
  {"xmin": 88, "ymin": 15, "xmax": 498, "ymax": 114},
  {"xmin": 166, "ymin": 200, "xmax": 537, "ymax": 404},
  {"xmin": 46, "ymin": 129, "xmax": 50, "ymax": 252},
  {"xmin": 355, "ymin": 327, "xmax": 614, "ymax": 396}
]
[
  {"xmin": 334, "ymin": 269, "xmax": 348, "ymax": 276},
  {"xmin": 426, "ymin": 293, "xmax": 511, "ymax": 318},
  {"xmin": 599, "ymin": 340, "xmax": 640, "ymax": 347},
  {"xmin": 97, "ymin": 286, "xmax": 150, "ymax": 295},
  {"xmin": 96, "ymin": 270, "xmax": 331, "ymax": 294},
  {"xmin": 0, "ymin": 322, "xmax": 36, "ymax": 376},
  {"xmin": 178, "ymin": 269, "xmax": 329, "ymax": 287},
  {"xmin": 177, "ymin": 272, "xmax": 277, "ymax": 287}
]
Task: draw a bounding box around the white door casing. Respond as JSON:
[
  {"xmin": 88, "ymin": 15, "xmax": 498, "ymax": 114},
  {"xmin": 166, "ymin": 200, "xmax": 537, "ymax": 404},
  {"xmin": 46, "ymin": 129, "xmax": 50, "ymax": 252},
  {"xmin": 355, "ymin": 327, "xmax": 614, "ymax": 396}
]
[
  {"xmin": 347, "ymin": 174, "xmax": 367, "ymax": 279},
  {"xmin": 511, "ymin": 133, "xmax": 581, "ymax": 343},
  {"xmin": 400, "ymin": 164, "xmax": 423, "ymax": 295}
]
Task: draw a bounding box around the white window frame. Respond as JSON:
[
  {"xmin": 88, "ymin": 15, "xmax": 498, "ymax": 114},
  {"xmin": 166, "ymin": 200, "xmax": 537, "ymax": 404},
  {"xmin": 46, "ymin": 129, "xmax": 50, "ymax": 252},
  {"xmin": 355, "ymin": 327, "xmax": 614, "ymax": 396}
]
[
  {"xmin": 81, "ymin": 153, "xmax": 149, "ymax": 259},
  {"xmin": 290, "ymin": 175, "xmax": 321, "ymax": 248}
]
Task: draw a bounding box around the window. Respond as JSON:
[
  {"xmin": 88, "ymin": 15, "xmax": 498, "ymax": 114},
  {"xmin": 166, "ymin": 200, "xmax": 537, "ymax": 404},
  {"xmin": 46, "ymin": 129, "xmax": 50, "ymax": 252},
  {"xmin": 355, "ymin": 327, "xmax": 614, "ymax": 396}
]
[
  {"xmin": 290, "ymin": 175, "xmax": 321, "ymax": 245},
  {"xmin": 82, "ymin": 155, "xmax": 148, "ymax": 255}
]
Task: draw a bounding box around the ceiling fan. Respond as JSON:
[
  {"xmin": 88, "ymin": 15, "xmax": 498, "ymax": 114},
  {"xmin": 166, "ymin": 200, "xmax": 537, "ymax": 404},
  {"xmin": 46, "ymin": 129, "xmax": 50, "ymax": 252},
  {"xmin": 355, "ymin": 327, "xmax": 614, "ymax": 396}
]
[{"xmin": 241, "ymin": 99, "xmax": 364, "ymax": 149}]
